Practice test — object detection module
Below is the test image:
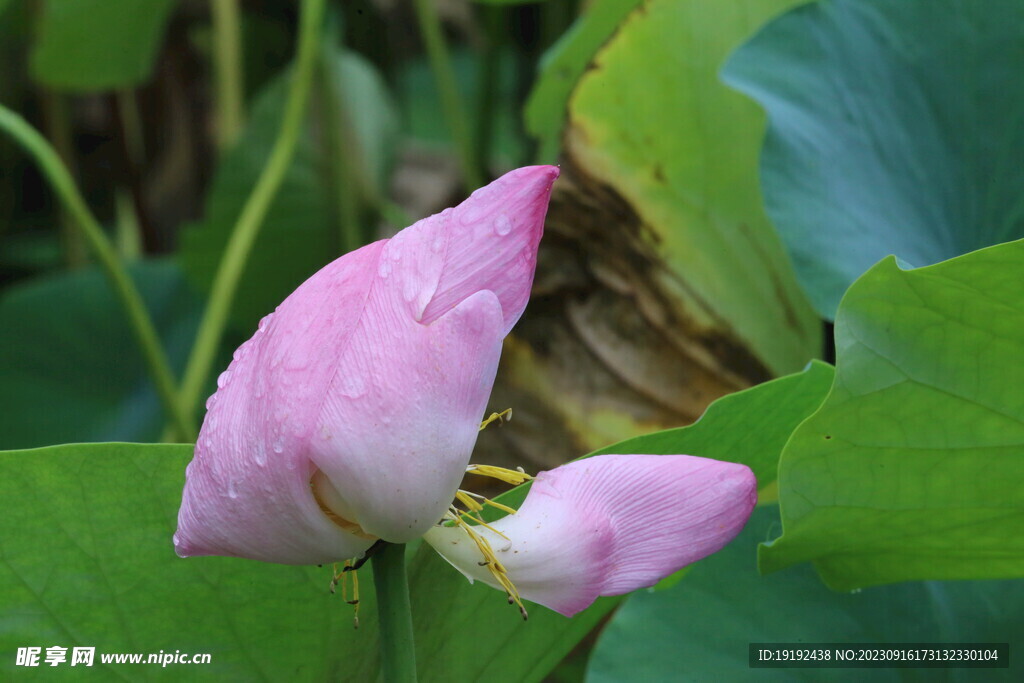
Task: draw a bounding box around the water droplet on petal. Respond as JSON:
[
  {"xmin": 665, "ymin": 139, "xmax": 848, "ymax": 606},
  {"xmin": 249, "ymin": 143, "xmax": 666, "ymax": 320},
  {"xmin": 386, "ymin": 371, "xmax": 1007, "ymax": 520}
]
[
  {"xmin": 516, "ymin": 246, "xmax": 535, "ymax": 270},
  {"xmin": 216, "ymin": 369, "xmax": 232, "ymax": 389},
  {"xmin": 227, "ymin": 481, "xmax": 238, "ymax": 499},
  {"xmin": 377, "ymin": 258, "xmax": 392, "ymax": 279},
  {"xmin": 493, "ymin": 214, "xmax": 512, "ymax": 236},
  {"xmin": 431, "ymin": 232, "xmax": 445, "ymax": 253},
  {"xmin": 340, "ymin": 373, "xmax": 366, "ymax": 398},
  {"xmin": 402, "ymin": 277, "xmax": 421, "ymax": 304}
]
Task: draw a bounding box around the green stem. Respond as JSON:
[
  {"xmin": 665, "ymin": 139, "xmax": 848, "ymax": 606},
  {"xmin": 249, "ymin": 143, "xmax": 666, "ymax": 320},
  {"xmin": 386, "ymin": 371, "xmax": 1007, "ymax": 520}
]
[
  {"xmin": 474, "ymin": 5, "xmax": 502, "ymax": 176},
  {"xmin": 178, "ymin": 0, "xmax": 326, "ymax": 424},
  {"xmin": 0, "ymin": 104, "xmax": 193, "ymax": 442},
  {"xmin": 318, "ymin": 14, "xmax": 408, "ymax": 233},
  {"xmin": 115, "ymin": 89, "xmax": 147, "ymax": 165},
  {"xmin": 211, "ymin": 0, "xmax": 245, "ymax": 150},
  {"xmin": 40, "ymin": 89, "xmax": 87, "ymax": 267},
  {"xmin": 371, "ymin": 543, "xmax": 417, "ymax": 683},
  {"xmin": 319, "ymin": 39, "xmax": 408, "ymax": 240},
  {"xmin": 114, "ymin": 89, "xmax": 152, "ymax": 255},
  {"xmin": 114, "ymin": 189, "xmax": 143, "ymax": 259},
  {"xmin": 412, "ymin": 0, "xmax": 483, "ymax": 192},
  {"xmin": 316, "ymin": 42, "xmax": 362, "ymax": 255}
]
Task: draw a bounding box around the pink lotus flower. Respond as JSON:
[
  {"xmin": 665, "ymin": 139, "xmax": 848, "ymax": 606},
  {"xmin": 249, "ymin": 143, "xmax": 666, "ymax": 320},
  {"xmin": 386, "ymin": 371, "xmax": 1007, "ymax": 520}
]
[{"xmin": 174, "ymin": 165, "xmax": 756, "ymax": 617}]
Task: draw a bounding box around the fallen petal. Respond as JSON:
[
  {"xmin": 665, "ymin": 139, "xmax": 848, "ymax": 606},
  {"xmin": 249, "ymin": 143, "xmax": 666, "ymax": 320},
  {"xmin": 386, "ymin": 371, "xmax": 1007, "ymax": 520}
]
[{"xmin": 425, "ymin": 454, "xmax": 756, "ymax": 616}]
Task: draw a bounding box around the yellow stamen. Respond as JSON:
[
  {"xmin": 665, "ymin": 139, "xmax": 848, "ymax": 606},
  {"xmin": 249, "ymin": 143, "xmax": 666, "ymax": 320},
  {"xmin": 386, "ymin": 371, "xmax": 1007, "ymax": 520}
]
[
  {"xmin": 330, "ymin": 561, "xmax": 360, "ymax": 629},
  {"xmin": 478, "ymin": 408, "xmax": 513, "ymax": 431},
  {"xmin": 455, "ymin": 490, "xmax": 484, "ymax": 513},
  {"xmin": 449, "ymin": 505, "xmax": 510, "ymax": 541},
  {"xmin": 348, "ymin": 562, "xmax": 361, "ymax": 630},
  {"xmin": 479, "ymin": 498, "xmax": 519, "ymax": 516},
  {"xmin": 456, "ymin": 488, "xmax": 519, "ymax": 516},
  {"xmin": 329, "ymin": 562, "xmax": 341, "ymax": 594},
  {"xmin": 465, "ymin": 463, "xmax": 533, "ymax": 486},
  {"xmin": 446, "ymin": 510, "xmax": 528, "ymax": 620}
]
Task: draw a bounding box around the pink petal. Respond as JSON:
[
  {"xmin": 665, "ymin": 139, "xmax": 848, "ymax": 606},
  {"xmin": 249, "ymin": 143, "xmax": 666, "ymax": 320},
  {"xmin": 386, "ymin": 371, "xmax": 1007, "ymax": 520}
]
[
  {"xmin": 176, "ymin": 167, "xmax": 557, "ymax": 564},
  {"xmin": 175, "ymin": 241, "xmax": 386, "ymax": 564},
  {"xmin": 424, "ymin": 454, "xmax": 756, "ymax": 616},
  {"xmin": 419, "ymin": 165, "xmax": 559, "ymax": 334},
  {"xmin": 309, "ymin": 288, "xmax": 505, "ymax": 542}
]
